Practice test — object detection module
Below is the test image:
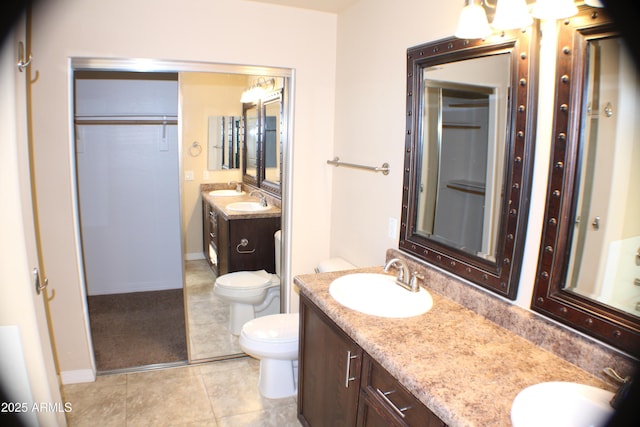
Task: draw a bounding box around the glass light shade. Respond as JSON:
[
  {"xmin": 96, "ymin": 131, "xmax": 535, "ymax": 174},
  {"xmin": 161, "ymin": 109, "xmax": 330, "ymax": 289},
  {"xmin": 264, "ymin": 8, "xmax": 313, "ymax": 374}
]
[
  {"xmin": 532, "ymin": 0, "xmax": 578, "ymax": 20},
  {"xmin": 492, "ymin": 0, "xmax": 533, "ymax": 30},
  {"xmin": 454, "ymin": 3, "xmax": 491, "ymax": 39},
  {"xmin": 584, "ymin": 0, "xmax": 604, "ymax": 7}
]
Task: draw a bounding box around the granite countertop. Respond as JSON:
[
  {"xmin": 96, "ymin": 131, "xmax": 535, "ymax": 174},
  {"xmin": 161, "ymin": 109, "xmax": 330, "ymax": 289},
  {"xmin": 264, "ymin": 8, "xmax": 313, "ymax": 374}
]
[
  {"xmin": 294, "ymin": 267, "xmax": 613, "ymax": 427},
  {"xmin": 202, "ymin": 189, "xmax": 281, "ymax": 220}
]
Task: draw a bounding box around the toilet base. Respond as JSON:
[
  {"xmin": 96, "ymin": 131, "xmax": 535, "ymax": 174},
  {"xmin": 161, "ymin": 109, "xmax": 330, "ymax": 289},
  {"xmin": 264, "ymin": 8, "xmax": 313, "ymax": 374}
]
[{"xmin": 258, "ymin": 358, "xmax": 298, "ymax": 399}]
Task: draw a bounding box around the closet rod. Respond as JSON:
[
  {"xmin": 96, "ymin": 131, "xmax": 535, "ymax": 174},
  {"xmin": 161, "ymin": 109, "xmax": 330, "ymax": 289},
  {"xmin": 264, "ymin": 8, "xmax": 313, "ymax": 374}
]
[
  {"xmin": 326, "ymin": 157, "xmax": 390, "ymax": 175},
  {"xmin": 74, "ymin": 115, "xmax": 177, "ymax": 125}
]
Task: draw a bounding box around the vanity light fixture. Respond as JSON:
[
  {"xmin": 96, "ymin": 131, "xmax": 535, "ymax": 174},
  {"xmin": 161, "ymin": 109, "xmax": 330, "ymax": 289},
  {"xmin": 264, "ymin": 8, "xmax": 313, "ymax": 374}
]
[
  {"xmin": 491, "ymin": 0, "xmax": 533, "ymax": 31},
  {"xmin": 240, "ymin": 77, "xmax": 276, "ymax": 103},
  {"xmin": 531, "ymin": 0, "xmax": 578, "ymax": 19},
  {"xmin": 455, "ymin": 0, "xmax": 581, "ymax": 39},
  {"xmin": 454, "ymin": 0, "xmax": 491, "ymax": 39},
  {"xmin": 584, "ymin": 0, "xmax": 604, "ymax": 7}
]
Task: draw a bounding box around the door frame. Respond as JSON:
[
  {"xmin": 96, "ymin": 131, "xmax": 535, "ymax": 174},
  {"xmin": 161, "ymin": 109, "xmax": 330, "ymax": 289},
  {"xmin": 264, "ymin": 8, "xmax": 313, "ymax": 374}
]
[{"xmin": 69, "ymin": 58, "xmax": 295, "ymax": 367}]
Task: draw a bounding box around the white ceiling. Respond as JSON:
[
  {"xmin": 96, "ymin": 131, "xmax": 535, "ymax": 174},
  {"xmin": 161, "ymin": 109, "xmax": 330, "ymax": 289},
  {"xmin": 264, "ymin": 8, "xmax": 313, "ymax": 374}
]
[{"xmin": 245, "ymin": 0, "xmax": 359, "ymax": 13}]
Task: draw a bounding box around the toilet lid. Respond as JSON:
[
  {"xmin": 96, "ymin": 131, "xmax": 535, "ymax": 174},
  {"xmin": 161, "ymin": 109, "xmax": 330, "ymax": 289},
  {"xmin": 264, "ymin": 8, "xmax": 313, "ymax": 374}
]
[
  {"xmin": 242, "ymin": 313, "xmax": 299, "ymax": 343},
  {"xmin": 216, "ymin": 270, "xmax": 276, "ymax": 290}
]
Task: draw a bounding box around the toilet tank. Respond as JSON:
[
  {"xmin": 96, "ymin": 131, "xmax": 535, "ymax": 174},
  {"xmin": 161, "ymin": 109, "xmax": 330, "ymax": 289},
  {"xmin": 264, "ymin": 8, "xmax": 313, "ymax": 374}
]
[{"xmin": 274, "ymin": 230, "xmax": 282, "ymax": 277}]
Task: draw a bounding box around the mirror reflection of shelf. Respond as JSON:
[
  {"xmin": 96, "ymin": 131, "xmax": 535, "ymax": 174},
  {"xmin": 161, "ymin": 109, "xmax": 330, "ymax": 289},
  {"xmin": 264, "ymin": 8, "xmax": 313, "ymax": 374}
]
[
  {"xmin": 447, "ymin": 102, "xmax": 489, "ymax": 108},
  {"xmin": 442, "ymin": 122, "xmax": 482, "ymax": 129},
  {"xmin": 446, "ymin": 179, "xmax": 485, "ymax": 196}
]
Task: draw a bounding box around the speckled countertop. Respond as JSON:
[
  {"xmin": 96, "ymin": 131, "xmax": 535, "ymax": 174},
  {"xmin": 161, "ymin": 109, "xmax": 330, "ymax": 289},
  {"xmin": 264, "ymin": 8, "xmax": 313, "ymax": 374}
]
[
  {"xmin": 201, "ymin": 185, "xmax": 281, "ymax": 220},
  {"xmin": 294, "ymin": 267, "xmax": 613, "ymax": 427}
]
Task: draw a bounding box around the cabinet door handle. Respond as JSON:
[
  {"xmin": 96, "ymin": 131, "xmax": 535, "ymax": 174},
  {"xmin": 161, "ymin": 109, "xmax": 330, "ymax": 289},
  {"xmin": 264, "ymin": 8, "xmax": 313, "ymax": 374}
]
[
  {"xmin": 375, "ymin": 388, "xmax": 411, "ymax": 418},
  {"xmin": 344, "ymin": 350, "xmax": 358, "ymax": 388}
]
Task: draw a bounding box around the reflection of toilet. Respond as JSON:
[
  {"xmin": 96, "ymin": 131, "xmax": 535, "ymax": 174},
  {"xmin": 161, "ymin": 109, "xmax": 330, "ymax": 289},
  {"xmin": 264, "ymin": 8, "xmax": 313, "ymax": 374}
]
[
  {"xmin": 213, "ymin": 231, "xmax": 282, "ymax": 336},
  {"xmin": 239, "ymin": 257, "xmax": 356, "ymax": 399}
]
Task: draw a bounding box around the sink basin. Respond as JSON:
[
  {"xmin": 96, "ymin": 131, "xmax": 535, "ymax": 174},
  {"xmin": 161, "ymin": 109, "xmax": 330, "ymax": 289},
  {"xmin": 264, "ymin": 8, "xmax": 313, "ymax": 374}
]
[
  {"xmin": 209, "ymin": 189, "xmax": 245, "ymax": 197},
  {"xmin": 226, "ymin": 201, "xmax": 270, "ymax": 212},
  {"xmin": 329, "ymin": 273, "xmax": 433, "ymax": 318},
  {"xmin": 511, "ymin": 382, "xmax": 614, "ymax": 427}
]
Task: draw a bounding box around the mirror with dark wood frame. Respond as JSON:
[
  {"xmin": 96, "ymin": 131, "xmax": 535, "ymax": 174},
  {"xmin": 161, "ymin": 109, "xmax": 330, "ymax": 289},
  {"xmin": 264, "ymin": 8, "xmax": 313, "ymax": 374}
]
[
  {"xmin": 532, "ymin": 6, "xmax": 640, "ymax": 356},
  {"xmin": 399, "ymin": 27, "xmax": 538, "ymax": 300},
  {"xmin": 241, "ymin": 89, "xmax": 283, "ymax": 197},
  {"xmin": 260, "ymin": 89, "xmax": 283, "ymax": 196},
  {"xmin": 242, "ymin": 101, "xmax": 260, "ymax": 188}
]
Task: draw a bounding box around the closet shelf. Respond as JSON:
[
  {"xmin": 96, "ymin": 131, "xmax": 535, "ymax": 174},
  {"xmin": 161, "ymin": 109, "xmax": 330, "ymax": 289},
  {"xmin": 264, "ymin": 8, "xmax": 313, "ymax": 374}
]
[
  {"xmin": 446, "ymin": 179, "xmax": 485, "ymax": 196},
  {"xmin": 442, "ymin": 122, "xmax": 482, "ymax": 130}
]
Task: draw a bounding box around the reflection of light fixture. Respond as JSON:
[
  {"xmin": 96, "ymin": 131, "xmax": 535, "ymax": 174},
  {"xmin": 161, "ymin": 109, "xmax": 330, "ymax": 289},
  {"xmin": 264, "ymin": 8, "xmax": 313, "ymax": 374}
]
[
  {"xmin": 455, "ymin": 0, "xmax": 491, "ymax": 39},
  {"xmin": 492, "ymin": 0, "xmax": 533, "ymax": 31},
  {"xmin": 531, "ymin": 0, "xmax": 578, "ymax": 19},
  {"xmin": 584, "ymin": 0, "xmax": 604, "ymax": 7},
  {"xmin": 455, "ymin": 1, "xmax": 582, "ymax": 40},
  {"xmin": 240, "ymin": 77, "xmax": 276, "ymax": 103}
]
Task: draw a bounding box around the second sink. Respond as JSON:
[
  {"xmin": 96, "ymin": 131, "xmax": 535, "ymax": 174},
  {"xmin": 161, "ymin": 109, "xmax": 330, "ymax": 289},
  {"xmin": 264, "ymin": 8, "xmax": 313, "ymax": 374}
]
[
  {"xmin": 329, "ymin": 273, "xmax": 433, "ymax": 318},
  {"xmin": 226, "ymin": 201, "xmax": 270, "ymax": 212}
]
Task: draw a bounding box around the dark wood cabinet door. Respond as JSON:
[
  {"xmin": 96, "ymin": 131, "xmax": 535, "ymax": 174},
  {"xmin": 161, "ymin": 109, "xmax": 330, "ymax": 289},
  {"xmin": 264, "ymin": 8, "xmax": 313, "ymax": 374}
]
[
  {"xmin": 227, "ymin": 217, "xmax": 280, "ymax": 273},
  {"xmin": 298, "ymin": 295, "xmax": 362, "ymax": 427}
]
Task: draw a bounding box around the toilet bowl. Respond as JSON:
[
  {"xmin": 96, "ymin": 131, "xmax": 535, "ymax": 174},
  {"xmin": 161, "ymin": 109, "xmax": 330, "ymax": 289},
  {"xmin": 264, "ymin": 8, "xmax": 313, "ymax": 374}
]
[
  {"xmin": 239, "ymin": 313, "xmax": 299, "ymax": 399},
  {"xmin": 213, "ymin": 231, "xmax": 282, "ymax": 335},
  {"xmin": 239, "ymin": 256, "xmax": 357, "ymax": 399}
]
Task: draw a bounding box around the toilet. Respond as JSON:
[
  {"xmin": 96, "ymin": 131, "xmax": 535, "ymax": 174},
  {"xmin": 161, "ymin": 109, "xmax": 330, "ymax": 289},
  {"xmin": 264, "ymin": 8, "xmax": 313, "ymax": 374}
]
[
  {"xmin": 213, "ymin": 231, "xmax": 282, "ymax": 335},
  {"xmin": 239, "ymin": 257, "xmax": 356, "ymax": 399}
]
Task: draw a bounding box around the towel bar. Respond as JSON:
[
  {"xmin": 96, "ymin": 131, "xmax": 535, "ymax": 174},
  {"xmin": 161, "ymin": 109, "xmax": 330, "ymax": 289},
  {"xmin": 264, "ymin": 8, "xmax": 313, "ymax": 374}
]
[{"xmin": 326, "ymin": 157, "xmax": 390, "ymax": 175}]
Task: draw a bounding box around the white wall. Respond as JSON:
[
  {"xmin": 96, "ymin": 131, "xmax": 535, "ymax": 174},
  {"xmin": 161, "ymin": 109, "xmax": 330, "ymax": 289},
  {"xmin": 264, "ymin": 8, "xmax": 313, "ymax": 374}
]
[
  {"xmin": 30, "ymin": 0, "xmax": 337, "ymax": 377},
  {"xmin": 1, "ymin": 22, "xmax": 66, "ymax": 425},
  {"xmin": 330, "ymin": 1, "xmax": 557, "ymax": 311}
]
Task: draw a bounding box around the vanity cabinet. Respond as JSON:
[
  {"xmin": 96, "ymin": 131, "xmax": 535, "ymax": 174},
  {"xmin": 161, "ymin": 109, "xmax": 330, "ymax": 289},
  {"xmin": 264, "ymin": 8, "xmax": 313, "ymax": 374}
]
[
  {"xmin": 202, "ymin": 200, "xmax": 280, "ymax": 276},
  {"xmin": 298, "ymin": 294, "xmax": 445, "ymax": 427}
]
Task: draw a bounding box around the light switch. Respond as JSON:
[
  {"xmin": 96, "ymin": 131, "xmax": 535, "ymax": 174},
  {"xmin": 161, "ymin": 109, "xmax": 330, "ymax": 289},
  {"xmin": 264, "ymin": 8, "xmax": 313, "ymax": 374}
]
[
  {"xmin": 388, "ymin": 217, "xmax": 398, "ymax": 239},
  {"xmin": 184, "ymin": 171, "xmax": 194, "ymax": 181}
]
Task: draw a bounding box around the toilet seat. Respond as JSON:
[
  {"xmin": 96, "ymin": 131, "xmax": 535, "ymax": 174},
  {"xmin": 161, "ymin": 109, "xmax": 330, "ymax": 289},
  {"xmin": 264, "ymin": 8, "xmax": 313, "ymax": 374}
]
[
  {"xmin": 239, "ymin": 313, "xmax": 299, "ymax": 360},
  {"xmin": 215, "ymin": 270, "xmax": 278, "ymax": 290},
  {"xmin": 241, "ymin": 313, "xmax": 299, "ymax": 343}
]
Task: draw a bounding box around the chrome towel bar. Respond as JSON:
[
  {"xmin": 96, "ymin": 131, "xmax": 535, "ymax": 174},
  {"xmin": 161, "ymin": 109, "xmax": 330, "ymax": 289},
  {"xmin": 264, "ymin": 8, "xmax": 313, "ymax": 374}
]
[{"xmin": 327, "ymin": 157, "xmax": 390, "ymax": 175}]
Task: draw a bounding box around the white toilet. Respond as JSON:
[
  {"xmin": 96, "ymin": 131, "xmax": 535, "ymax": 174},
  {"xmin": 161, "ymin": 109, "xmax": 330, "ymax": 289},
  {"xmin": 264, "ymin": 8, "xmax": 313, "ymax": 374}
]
[
  {"xmin": 213, "ymin": 231, "xmax": 282, "ymax": 336},
  {"xmin": 239, "ymin": 257, "xmax": 356, "ymax": 399}
]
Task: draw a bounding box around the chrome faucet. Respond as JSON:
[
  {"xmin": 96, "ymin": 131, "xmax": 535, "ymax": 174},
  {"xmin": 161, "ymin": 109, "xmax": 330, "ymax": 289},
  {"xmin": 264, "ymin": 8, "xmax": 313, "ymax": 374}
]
[
  {"xmin": 604, "ymin": 367, "xmax": 633, "ymax": 409},
  {"xmin": 383, "ymin": 258, "xmax": 423, "ymax": 292},
  {"xmin": 249, "ymin": 190, "xmax": 268, "ymax": 207},
  {"xmin": 228, "ymin": 181, "xmax": 242, "ymax": 192}
]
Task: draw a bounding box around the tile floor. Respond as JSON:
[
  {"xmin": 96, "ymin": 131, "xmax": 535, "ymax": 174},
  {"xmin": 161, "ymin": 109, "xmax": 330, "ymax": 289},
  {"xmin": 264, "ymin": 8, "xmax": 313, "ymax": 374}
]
[
  {"xmin": 184, "ymin": 260, "xmax": 242, "ymax": 361},
  {"xmin": 62, "ymin": 357, "xmax": 300, "ymax": 426}
]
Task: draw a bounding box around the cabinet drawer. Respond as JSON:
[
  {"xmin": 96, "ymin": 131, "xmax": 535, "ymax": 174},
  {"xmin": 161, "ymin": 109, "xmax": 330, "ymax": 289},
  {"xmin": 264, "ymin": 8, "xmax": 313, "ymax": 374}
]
[{"xmin": 361, "ymin": 356, "xmax": 445, "ymax": 427}]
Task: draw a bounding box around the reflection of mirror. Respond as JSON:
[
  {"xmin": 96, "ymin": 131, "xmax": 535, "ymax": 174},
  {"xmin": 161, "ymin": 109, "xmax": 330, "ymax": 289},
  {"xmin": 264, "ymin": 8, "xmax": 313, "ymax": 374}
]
[
  {"xmin": 261, "ymin": 90, "xmax": 283, "ymax": 195},
  {"xmin": 399, "ymin": 28, "xmax": 538, "ymax": 299},
  {"xmin": 207, "ymin": 116, "xmax": 242, "ymax": 170},
  {"xmin": 243, "ymin": 102, "xmax": 260, "ymax": 186},
  {"xmin": 532, "ymin": 7, "xmax": 640, "ymax": 356}
]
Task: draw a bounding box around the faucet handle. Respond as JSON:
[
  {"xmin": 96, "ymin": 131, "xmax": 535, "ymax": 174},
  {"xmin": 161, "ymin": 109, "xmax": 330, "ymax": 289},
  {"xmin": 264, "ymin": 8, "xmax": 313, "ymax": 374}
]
[{"xmin": 409, "ymin": 271, "xmax": 424, "ymax": 292}]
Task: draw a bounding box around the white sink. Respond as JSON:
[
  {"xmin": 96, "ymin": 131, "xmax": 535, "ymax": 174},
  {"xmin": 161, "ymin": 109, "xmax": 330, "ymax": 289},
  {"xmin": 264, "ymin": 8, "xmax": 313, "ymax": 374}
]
[
  {"xmin": 226, "ymin": 201, "xmax": 270, "ymax": 212},
  {"xmin": 511, "ymin": 382, "xmax": 614, "ymax": 427},
  {"xmin": 209, "ymin": 189, "xmax": 245, "ymax": 196},
  {"xmin": 329, "ymin": 273, "xmax": 433, "ymax": 318}
]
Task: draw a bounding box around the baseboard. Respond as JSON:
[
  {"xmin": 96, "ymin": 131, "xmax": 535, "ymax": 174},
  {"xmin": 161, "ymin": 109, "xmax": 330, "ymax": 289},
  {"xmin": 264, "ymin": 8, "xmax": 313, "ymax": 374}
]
[
  {"xmin": 185, "ymin": 252, "xmax": 205, "ymax": 261},
  {"xmin": 60, "ymin": 369, "xmax": 96, "ymax": 385}
]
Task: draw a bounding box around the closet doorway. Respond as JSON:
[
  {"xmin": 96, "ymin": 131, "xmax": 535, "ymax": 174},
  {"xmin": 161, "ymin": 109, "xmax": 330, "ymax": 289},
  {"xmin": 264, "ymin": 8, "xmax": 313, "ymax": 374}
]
[
  {"xmin": 74, "ymin": 71, "xmax": 186, "ymax": 371},
  {"xmin": 72, "ymin": 59, "xmax": 294, "ymax": 372}
]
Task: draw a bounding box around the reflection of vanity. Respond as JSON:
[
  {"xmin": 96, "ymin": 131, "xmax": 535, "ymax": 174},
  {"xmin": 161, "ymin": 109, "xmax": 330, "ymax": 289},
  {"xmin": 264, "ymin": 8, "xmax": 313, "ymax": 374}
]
[{"xmin": 202, "ymin": 186, "xmax": 281, "ymax": 276}]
